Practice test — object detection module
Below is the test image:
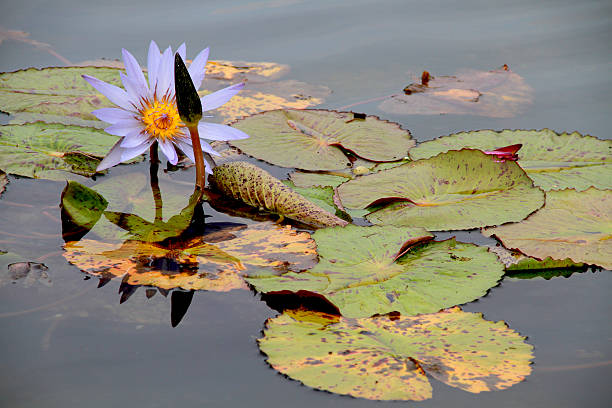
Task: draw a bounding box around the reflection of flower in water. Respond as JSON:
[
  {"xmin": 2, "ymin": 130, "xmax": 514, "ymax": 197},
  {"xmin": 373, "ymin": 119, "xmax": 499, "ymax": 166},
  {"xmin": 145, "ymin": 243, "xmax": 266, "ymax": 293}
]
[{"xmin": 64, "ymin": 222, "xmax": 317, "ymax": 292}]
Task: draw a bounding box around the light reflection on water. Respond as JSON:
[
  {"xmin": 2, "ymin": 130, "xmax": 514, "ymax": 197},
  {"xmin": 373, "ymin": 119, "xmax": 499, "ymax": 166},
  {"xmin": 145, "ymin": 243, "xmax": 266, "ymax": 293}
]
[{"xmin": 1, "ymin": 0, "xmax": 611, "ymax": 406}]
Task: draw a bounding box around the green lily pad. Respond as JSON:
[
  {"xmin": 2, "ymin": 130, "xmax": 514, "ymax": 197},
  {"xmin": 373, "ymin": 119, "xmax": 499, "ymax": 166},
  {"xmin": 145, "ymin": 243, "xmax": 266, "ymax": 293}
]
[
  {"xmin": 230, "ymin": 109, "xmax": 414, "ymax": 170},
  {"xmin": 337, "ymin": 149, "xmax": 544, "ymax": 230},
  {"xmin": 259, "ymin": 307, "xmax": 533, "ymax": 401},
  {"xmin": 289, "ymin": 172, "xmax": 349, "ymax": 189},
  {"xmin": 409, "ymin": 129, "xmax": 612, "ymax": 191},
  {"xmin": 247, "ymin": 224, "xmax": 504, "ymax": 318},
  {"xmin": 484, "ymin": 188, "xmax": 612, "ymax": 270},
  {"xmin": 281, "ymin": 180, "xmax": 347, "ymax": 219},
  {"xmin": 488, "ymin": 245, "xmax": 585, "ymax": 271},
  {"xmin": 0, "ymin": 122, "xmax": 134, "ymax": 180}
]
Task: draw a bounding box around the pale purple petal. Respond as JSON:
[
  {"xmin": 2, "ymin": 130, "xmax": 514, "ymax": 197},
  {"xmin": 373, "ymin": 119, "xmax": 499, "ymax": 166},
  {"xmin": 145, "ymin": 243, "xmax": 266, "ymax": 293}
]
[
  {"xmin": 120, "ymin": 140, "xmax": 153, "ymax": 162},
  {"xmin": 120, "ymin": 129, "xmax": 150, "ymax": 148},
  {"xmin": 156, "ymin": 46, "xmax": 173, "ymax": 97},
  {"xmin": 104, "ymin": 118, "xmax": 143, "ymax": 137},
  {"xmin": 82, "ymin": 75, "xmax": 134, "ymax": 111},
  {"xmin": 201, "ymin": 82, "xmax": 244, "ymax": 112},
  {"xmin": 147, "ymin": 40, "xmax": 161, "ymax": 91},
  {"xmin": 96, "ymin": 138, "xmax": 124, "ymax": 171},
  {"xmin": 176, "ymin": 140, "xmax": 213, "ymax": 174},
  {"xmin": 122, "ymin": 48, "xmax": 149, "ymax": 97},
  {"xmin": 197, "ymin": 122, "xmax": 250, "ymax": 141},
  {"xmin": 179, "ymin": 132, "xmax": 221, "ymax": 156},
  {"xmin": 92, "ymin": 108, "xmax": 135, "ymax": 124},
  {"xmin": 188, "ymin": 47, "xmax": 209, "ymax": 89},
  {"xmin": 177, "ymin": 43, "xmax": 186, "ymax": 60},
  {"xmin": 119, "ymin": 72, "xmax": 144, "ymax": 105},
  {"xmin": 159, "ymin": 139, "xmax": 178, "ymax": 164}
]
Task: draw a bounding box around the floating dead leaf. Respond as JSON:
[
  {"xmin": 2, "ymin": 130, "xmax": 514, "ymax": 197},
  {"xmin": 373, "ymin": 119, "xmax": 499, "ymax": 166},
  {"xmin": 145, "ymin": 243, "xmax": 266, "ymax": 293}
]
[
  {"xmin": 379, "ymin": 66, "xmax": 533, "ymax": 118},
  {"xmin": 0, "ymin": 171, "xmax": 7, "ymax": 197},
  {"xmin": 259, "ymin": 307, "xmax": 533, "ymax": 401},
  {"xmin": 63, "ymin": 222, "xmax": 317, "ymax": 292}
]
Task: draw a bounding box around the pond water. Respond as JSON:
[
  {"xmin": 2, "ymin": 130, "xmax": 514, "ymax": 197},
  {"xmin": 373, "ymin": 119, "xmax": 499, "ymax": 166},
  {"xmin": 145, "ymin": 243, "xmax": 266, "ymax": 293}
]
[{"xmin": 1, "ymin": 0, "xmax": 611, "ymax": 407}]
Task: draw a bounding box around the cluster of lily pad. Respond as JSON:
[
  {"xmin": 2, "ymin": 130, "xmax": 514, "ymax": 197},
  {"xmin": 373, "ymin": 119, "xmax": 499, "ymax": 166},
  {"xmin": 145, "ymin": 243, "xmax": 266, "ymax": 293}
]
[{"xmin": 1, "ymin": 49, "xmax": 611, "ymax": 401}]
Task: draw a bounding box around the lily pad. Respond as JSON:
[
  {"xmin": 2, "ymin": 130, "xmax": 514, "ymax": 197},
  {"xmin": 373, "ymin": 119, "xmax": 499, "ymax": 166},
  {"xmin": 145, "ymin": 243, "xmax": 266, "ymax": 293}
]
[
  {"xmin": 378, "ymin": 66, "xmax": 533, "ymax": 118},
  {"xmin": 230, "ymin": 109, "xmax": 414, "ymax": 170},
  {"xmin": 0, "ymin": 122, "xmax": 133, "ymax": 180},
  {"xmin": 484, "ymin": 188, "xmax": 612, "ymax": 270},
  {"xmin": 259, "ymin": 307, "xmax": 533, "ymax": 401},
  {"xmin": 488, "ymin": 246, "xmax": 585, "ymax": 271},
  {"xmin": 289, "ymin": 172, "xmax": 350, "ymax": 189},
  {"xmin": 247, "ymin": 224, "xmax": 504, "ymax": 317},
  {"xmin": 337, "ymin": 149, "xmax": 544, "ymax": 230},
  {"xmin": 64, "ymin": 222, "xmax": 317, "ymax": 292},
  {"xmin": 409, "ymin": 129, "xmax": 612, "ymax": 191},
  {"xmin": 0, "ymin": 64, "xmax": 328, "ymax": 126}
]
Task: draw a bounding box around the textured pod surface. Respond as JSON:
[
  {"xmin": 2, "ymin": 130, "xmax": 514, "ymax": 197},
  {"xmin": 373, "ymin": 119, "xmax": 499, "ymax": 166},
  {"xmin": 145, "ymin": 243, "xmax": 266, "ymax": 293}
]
[{"xmin": 210, "ymin": 161, "xmax": 348, "ymax": 228}]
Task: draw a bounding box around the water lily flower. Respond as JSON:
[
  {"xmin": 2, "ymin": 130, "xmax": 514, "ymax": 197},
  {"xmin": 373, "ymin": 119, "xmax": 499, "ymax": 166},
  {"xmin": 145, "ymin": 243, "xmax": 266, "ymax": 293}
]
[{"xmin": 82, "ymin": 41, "xmax": 249, "ymax": 173}]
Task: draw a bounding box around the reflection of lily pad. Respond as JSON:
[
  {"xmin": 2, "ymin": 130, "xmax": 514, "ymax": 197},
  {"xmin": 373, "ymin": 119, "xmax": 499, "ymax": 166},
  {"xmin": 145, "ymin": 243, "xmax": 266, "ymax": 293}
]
[
  {"xmin": 488, "ymin": 245, "xmax": 585, "ymax": 271},
  {"xmin": 378, "ymin": 66, "xmax": 533, "ymax": 118},
  {"xmin": 484, "ymin": 188, "xmax": 612, "ymax": 269},
  {"xmin": 61, "ymin": 181, "xmax": 108, "ymax": 232},
  {"xmin": 259, "ymin": 307, "xmax": 533, "ymax": 401},
  {"xmin": 247, "ymin": 225, "xmax": 503, "ymax": 317},
  {"xmin": 409, "ymin": 129, "xmax": 612, "ymax": 191},
  {"xmin": 230, "ymin": 109, "xmax": 414, "ymax": 170},
  {"xmin": 64, "ymin": 222, "xmax": 317, "ymax": 292},
  {"xmin": 0, "ymin": 122, "xmax": 132, "ymax": 180},
  {"xmin": 337, "ymin": 149, "xmax": 544, "ymax": 230}
]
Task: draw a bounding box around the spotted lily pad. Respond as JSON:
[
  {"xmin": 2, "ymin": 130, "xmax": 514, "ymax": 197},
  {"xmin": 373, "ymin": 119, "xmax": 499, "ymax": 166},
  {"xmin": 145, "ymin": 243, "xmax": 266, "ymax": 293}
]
[
  {"xmin": 230, "ymin": 109, "xmax": 414, "ymax": 170},
  {"xmin": 336, "ymin": 149, "xmax": 544, "ymax": 230},
  {"xmin": 259, "ymin": 307, "xmax": 533, "ymax": 401},
  {"xmin": 0, "ymin": 122, "xmax": 133, "ymax": 180},
  {"xmin": 409, "ymin": 129, "xmax": 612, "ymax": 191},
  {"xmin": 64, "ymin": 222, "xmax": 317, "ymax": 292},
  {"xmin": 484, "ymin": 188, "xmax": 612, "ymax": 270},
  {"xmin": 247, "ymin": 224, "xmax": 504, "ymax": 317},
  {"xmin": 378, "ymin": 66, "xmax": 533, "ymax": 118}
]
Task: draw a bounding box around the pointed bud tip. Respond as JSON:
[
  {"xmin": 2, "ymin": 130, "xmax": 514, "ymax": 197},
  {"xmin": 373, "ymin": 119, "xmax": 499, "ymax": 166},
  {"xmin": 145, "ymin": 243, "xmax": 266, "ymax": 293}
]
[{"xmin": 174, "ymin": 52, "xmax": 202, "ymax": 126}]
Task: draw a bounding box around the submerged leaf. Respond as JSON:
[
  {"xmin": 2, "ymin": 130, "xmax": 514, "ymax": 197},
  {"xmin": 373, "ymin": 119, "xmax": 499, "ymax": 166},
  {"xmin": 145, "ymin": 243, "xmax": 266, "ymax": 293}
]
[
  {"xmin": 210, "ymin": 161, "xmax": 348, "ymax": 228},
  {"xmin": 0, "ymin": 252, "xmax": 52, "ymax": 288},
  {"xmin": 484, "ymin": 188, "xmax": 612, "ymax": 270},
  {"xmin": 488, "ymin": 246, "xmax": 585, "ymax": 271},
  {"xmin": 64, "ymin": 222, "xmax": 316, "ymax": 292},
  {"xmin": 247, "ymin": 224, "xmax": 504, "ymax": 317},
  {"xmin": 230, "ymin": 109, "xmax": 414, "ymax": 170},
  {"xmin": 259, "ymin": 307, "xmax": 533, "ymax": 401},
  {"xmin": 379, "ymin": 66, "xmax": 533, "ymax": 118},
  {"xmin": 0, "ymin": 122, "xmax": 137, "ymax": 180},
  {"xmin": 337, "ymin": 149, "xmax": 544, "ymax": 230},
  {"xmin": 409, "ymin": 129, "xmax": 612, "ymax": 191}
]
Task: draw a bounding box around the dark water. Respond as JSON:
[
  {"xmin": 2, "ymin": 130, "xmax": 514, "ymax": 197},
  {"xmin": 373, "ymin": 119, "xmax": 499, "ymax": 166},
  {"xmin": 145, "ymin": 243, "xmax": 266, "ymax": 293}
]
[{"xmin": 1, "ymin": 0, "xmax": 611, "ymax": 407}]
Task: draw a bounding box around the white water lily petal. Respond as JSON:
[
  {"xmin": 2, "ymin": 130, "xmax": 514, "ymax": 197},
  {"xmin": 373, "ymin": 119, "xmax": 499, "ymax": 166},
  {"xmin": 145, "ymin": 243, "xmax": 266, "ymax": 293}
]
[
  {"xmin": 201, "ymin": 82, "xmax": 245, "ymax": 112},
  {"xmin": 104, "ymin": 118, "xmax": 143, "ymax": 137},
  {"xmin": 156, "ymin": 46, "xmax": 173, "ymax": 97},
  {"xmin": 122, "ymin": 48, "xmax": 149, "ymax": 98},
  {"xmin": 96, "ymin": 138, "xmax": 124, "ymax": 172},
  {"xmin": 178, "ymin": 140, "xmax": 213, "ymax": 174},
  {"xmin": 120, "ymin": 129, "xmax": 149, "ymax": 148},
  {"xmin": 189, "ymin": 47, "xmax": 209, "ymax": 90},
  {"xmin": 120, "ymin": 140, "xmax": 154, "ymax": 162},
  {"xmin": 119, "ymin": 72, "xmax": 146, "ymax": 106},
  {"xmin": 147, "ymin": 40, "xmax": 161, "ymax": 91},
  {"xmin": 159, "ymin": 139, "xmax": 179, "ymax": 164},
  {"xmin": 92, "ymin": 108, "xmax": 136, "ymax": 124},
  {"xmin": 197, "ymin": 122, "xmax": 249, "ymax": 141},
  {"xmin": 82, "ymin": 75, "xmax": 134, "ymax": 111},
  {"xmin": 177, "ymin": 43, "xmax": 186, "ymax": 60}
]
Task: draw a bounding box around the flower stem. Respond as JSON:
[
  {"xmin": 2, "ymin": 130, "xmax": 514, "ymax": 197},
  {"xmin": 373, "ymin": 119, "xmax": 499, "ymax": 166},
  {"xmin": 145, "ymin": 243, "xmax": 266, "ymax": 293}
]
[{"xmin": 188, "ymin": 125, "xmax": 207, "ymax": 190}]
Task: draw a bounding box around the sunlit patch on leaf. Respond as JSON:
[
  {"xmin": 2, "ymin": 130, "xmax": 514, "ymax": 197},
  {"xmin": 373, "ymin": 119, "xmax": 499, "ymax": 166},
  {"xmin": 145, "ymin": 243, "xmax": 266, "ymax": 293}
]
[
  {"xmin": 210, "ymin": 161, "xmax": 348, "ymax": 228},
  {"xmin": 247, "ymin": 224, "xmax": 504, "ymax": 317},
  {"xmin": 0, "ymin": 123, "xmax": 140, "ymax": 180},
  {"xmin": 63, "ymin": 222, "xmax": 316, "ymax": 292},
  {"xmin": 488, "ymin": 245, "xmax": 585, "ymax": 271},
  {"xmin": 230, "ymin": 109, "xmax": 414, "ymax": 170},
  {"xmin": 409, "ymin": 129, "xmax": 612, "ymax": 191},
  {"xmin": 484, "ymin": 188, "xmax": 612, "ymax": 270},
  {"xmin": 259, "ymin": 307, "xmax": 533, "ymax": 401},
  {"xmin": 204, "ymin": 60, "xmax": 289, "ymax": 81},
  {"xmin": 378, "ymin": 66, "xmax": 533, "ymax": 118},
  {"xmin": 336, "ymin": 149, "xmax": 544, "ymax": 230}
]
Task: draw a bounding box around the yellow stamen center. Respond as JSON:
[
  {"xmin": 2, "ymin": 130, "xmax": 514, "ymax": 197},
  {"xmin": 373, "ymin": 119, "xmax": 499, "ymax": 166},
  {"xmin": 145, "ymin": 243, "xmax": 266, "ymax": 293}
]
[{"xmin": 139, "ymin": 95, "xmax": 185, "ymax": 142}]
